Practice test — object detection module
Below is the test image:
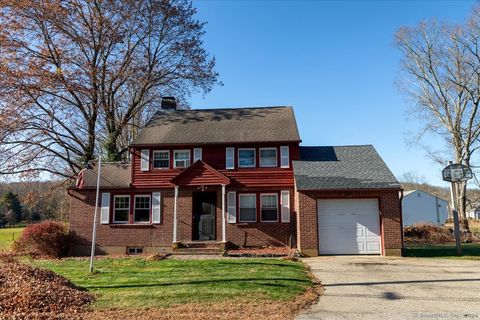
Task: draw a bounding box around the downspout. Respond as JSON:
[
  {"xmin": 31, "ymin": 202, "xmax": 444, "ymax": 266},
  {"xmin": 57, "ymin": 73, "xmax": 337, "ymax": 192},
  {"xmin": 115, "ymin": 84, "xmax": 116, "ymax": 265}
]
[
  {"xmin": 399, "ymin": 189, "xmax": 405, "ymax": 256},
  {"xmin": 435, "ymin": 196, "xmax": 440, "ymax": 224}
]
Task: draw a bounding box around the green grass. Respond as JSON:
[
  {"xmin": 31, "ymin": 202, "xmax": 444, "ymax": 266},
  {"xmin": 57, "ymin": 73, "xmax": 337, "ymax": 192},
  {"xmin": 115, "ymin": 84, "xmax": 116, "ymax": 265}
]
[
  {"xmin": 0, "ymin": 226, "xmax": 24, "ymax": 252},
  {"xmin": 30, "ymin": 258, "xmax": 312, "ymax": 309},
  {"xmin": 404, "ymin": 242, "xmax": 480, "ymax": 259}
]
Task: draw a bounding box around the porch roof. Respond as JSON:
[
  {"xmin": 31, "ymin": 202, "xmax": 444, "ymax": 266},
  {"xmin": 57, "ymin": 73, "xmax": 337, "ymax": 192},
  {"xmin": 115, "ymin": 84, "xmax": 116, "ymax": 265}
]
[{"xmin": 171, "ymin": 160, "xmax": 230, "ymax": 187}]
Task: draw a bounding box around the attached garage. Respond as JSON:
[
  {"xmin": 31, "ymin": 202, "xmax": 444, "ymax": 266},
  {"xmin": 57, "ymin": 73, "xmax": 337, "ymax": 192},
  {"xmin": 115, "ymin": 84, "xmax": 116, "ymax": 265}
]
[
  {"xmin": 317, "ymin": 199, "xmax": 381, "ymax": 255},
  {"xmin": 293, "ymin": 145, "xmax": 404, "ymax": 257}
]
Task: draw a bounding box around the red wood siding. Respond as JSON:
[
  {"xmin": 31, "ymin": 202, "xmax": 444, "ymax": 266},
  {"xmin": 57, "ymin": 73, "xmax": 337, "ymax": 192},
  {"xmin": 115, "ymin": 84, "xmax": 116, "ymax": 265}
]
[{"xmin": 132, "ymin": 143, "xmax": 299, "ymax": 188}]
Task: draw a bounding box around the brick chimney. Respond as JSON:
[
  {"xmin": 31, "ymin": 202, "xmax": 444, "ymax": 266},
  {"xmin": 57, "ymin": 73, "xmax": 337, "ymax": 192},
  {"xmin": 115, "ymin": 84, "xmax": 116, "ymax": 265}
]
[{"xmin": 161, "ymin": 97, "xmax": 177, "ymax": 110}]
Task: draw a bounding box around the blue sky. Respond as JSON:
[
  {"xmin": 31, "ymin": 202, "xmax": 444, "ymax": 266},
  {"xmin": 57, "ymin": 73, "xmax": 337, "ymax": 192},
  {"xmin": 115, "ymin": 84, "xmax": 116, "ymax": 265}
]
[{"xmin": 190, "ymin": 0, "xmax": 477, "ymax": 187}]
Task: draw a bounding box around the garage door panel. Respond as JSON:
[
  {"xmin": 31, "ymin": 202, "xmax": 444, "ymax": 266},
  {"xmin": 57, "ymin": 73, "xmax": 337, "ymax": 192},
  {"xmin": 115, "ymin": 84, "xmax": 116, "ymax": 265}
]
[{"xmin": 317, "ymin": 199, "xmax": 381, "ymax": 255}]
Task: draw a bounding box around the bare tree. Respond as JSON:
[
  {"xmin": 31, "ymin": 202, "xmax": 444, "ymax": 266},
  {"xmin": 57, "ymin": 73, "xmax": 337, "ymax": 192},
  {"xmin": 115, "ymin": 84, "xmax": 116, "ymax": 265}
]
[
  {"xmin": 395, "ymin": 7, "xmax": 480, "ymax": 228},
  {"xmin": 0, "ymin": 0, "xmax": 219, "ymax": 178},
  {"xmin": 399, "ymin": 171, "xmax": 427, "ymax": 185}
]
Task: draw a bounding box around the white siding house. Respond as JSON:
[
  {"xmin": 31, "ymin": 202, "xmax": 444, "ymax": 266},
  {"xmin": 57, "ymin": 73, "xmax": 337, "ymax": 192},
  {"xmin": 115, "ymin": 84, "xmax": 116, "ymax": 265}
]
[
  {"xmin": 466, "ymin": 208, "xmax": 480, "ymax": 219},
  {"xmin": 402, "ymin": 190, "xmax": 449, "ymax": 226}
]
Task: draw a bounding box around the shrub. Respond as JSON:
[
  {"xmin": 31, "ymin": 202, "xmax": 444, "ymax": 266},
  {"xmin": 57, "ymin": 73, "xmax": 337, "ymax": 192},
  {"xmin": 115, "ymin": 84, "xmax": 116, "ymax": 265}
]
[{"xmin": 12, "ymin": 221, "xmax": 71, "ymax": 258}]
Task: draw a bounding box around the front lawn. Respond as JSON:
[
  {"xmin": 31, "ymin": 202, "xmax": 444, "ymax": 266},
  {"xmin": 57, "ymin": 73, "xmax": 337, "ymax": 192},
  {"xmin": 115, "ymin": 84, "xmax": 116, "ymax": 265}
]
[
  {"xmin": 0, "ymin": 226, "xmax": 24, "ymax": 252},
  {"xmin": 404, "ymin": 242, "xmax": 480, "ymax": 259},
  {"xmin": 31, "ymin": 258, "xmax": 313, "ymax": 310}
]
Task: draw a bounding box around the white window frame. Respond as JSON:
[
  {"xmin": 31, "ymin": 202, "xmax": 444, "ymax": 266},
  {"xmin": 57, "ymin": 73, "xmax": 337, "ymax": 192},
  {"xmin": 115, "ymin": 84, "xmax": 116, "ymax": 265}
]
[
  {"xmin": 152, "ymin": 150, "xmax": 170, "ymax": 169},
  {"xmin": 260, "ymin": 193, "xmax": 279, "ymax": 222},
  {"xmin": 133, "ymin": 194, "xmax": 151, "ymax": 224},
  {"xmin": 259, "ymin": 148, "xmax": 277, "ymax": 167},
  {"xmin": 113, "ymin": 195, "xmax": 130, "ymax": 224},
  {"xmin": 238, "ymin": 193, "xmax": 257, "ymax": 222},
  {"xmin": 238, "ymin": 148, "xmax": 256, "ymax": 168},
  {"xmin": 280, "ymin": 146, "xmax": 290, "ymax": 168},
  {"xmin": 173, "ymin": 149, "xmax": 191, "ymax": 168}
]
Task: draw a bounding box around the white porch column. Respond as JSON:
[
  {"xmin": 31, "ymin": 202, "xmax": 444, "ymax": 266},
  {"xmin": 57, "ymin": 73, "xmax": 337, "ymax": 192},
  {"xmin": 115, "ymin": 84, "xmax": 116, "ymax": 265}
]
[
  {"xmin": 173, "ymin": 185, "xmax": 179, "ymax": 243},
  {"xmin": 221, "ymin": 184, "xmax": 226, "ymax": 243}
]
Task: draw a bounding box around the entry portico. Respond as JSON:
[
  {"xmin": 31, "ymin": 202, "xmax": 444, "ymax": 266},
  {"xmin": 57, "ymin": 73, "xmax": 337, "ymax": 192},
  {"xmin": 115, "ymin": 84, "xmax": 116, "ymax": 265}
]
[{"xmin": 170, "ymin": 160, "xmax": 230, "ymax": 244}]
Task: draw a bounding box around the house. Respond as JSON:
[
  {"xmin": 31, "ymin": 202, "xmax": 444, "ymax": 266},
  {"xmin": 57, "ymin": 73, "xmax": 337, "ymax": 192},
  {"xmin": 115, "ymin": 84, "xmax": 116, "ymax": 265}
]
[
  {"xmin": 466, "ymin": 206, "xmax": 480, "ymax": 219},
  {"xmin": 402, "ymin": 190, "xmax": 449, "ymax": 226},
  {"xmin": 69, "ymin": 100, "xmax": 403, "ymax": 256}
]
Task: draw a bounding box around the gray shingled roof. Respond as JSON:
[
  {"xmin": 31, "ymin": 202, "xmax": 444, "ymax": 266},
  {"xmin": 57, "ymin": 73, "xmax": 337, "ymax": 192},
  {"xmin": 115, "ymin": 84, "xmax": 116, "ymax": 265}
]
[
  {"xmin": 81, "ymin": 162, "xmax": 131, "ymax": 188},
  {"xmin": 130, "ymin": 106, "xmax": 301, "ymax": 146},
  {"xmin": 293, "ymin": 145, "xmax": 400, "ymax": 190}
]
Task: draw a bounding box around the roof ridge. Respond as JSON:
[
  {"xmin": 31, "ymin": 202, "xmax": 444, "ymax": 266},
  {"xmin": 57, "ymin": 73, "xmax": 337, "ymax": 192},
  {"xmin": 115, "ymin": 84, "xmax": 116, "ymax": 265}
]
[
  {"xmin": 156, "ymin": 106, "xmax": 293, "ymax": 112},
  {"xmin": 300, "ymin": 144, "xmax": 374, "ymax": 148}
]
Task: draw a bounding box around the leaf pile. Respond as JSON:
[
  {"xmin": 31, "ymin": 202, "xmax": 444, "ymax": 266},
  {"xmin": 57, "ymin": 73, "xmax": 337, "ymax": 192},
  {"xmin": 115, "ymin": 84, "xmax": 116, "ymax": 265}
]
[{"xmin": 0, "ymin": 260, "xmax": 93, "ymax": 319}]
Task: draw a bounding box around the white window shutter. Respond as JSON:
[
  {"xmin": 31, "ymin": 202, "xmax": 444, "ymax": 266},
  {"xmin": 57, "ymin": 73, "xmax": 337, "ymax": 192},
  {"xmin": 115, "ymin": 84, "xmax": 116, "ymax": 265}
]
[
  {"xmin": 280, "ymin": 190, "xmax": 290, "ymax": 222},
  {"xmin": 226, "ymin": 147, "xmax": 234, "ymax": 169},
  {"xmin": 100, "ymin": 192, "xmax": 110, "ymax": 224},
  {"xmin": 152, "ymin": 192, "xmax": 161, "ymax": 224},
  {"xmin": 194, "ymin": 148, "xmax": 202, "ymax": 162},
  {"xmin": 141, "ymin": 149, "xmax": 150, "ymax": 171},
  {"xmin": 280, "ymin": 146, "xmax": 290, "ymax": 168},
  {"xmin": 227, "ymin": 191, "xmax": 236, "ymax": 223}
]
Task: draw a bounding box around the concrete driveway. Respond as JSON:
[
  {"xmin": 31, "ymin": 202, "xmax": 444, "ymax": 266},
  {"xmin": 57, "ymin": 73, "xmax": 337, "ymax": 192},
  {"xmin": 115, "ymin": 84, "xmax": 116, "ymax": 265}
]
[{"xmin": 297, "ymin": 256, "xmax": 480, "ymax": 320}]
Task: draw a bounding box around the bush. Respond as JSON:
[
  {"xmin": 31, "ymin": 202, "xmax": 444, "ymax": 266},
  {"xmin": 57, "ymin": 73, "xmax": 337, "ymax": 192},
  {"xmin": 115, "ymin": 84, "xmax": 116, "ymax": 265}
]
[{"xmin": 12, "ymin": 221, "xmax": 72, "ymax": 258}]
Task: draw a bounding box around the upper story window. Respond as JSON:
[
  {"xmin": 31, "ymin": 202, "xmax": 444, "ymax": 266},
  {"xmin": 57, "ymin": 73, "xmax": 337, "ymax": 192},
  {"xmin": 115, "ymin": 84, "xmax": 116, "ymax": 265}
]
[
  {"xmin": 238, "ymin": 148, "xmax": 256, "ymax": 168},
  {"xmin": 134, "ymin": 195, "xmax": 151, "ymax": 223},
  {"xmin": 174, "ymin": 150, "xmax": 190, "ymax": 168},
  {"xmin": 260, "ymin": 148, "xmax": 277, "ymax": 167},
  {"xmin": 153, "ymin": 150, "xmax": 170, "ymax": 169},
  {"xmin": 113, "ymin": 195, "xmax": 130, "ymax": 223}
]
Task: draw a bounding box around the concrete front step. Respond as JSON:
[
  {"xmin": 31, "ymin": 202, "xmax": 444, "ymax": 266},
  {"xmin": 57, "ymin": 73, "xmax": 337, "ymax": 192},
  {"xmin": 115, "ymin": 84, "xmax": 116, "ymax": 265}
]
[{"xmin": 182, "ymin": 241, "xmax": 223, "ymax": 249}]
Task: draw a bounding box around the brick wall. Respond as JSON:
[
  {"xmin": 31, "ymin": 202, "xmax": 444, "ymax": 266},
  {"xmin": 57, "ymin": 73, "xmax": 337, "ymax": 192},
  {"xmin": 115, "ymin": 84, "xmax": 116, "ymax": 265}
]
[
  {"xmin": 69, "ymin": 185, "xmax": 296, "ymax": 254},
  {"xmin": 297, "ymin": 189, "xmax": 403, "ymax": 256}
]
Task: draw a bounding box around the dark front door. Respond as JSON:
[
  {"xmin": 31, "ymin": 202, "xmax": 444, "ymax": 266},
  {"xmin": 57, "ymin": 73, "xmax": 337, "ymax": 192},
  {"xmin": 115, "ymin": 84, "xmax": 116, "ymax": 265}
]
[{"xmin": 192, "ymin": 192, "xmax": 216, "ymax": 240}]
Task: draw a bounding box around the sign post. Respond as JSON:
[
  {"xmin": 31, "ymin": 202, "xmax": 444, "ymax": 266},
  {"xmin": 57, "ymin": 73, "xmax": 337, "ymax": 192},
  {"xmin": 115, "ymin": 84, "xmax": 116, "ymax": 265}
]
[{"xmin": 442, "ymin": 162, "xmax": 473, "ymax": 257}]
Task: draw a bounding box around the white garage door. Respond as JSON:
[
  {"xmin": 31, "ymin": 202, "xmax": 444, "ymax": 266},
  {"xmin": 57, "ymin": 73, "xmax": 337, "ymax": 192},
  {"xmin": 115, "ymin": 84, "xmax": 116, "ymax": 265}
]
[{"xmin": 317, "ymin": 199, "xmax": 381, "ymax": 255}]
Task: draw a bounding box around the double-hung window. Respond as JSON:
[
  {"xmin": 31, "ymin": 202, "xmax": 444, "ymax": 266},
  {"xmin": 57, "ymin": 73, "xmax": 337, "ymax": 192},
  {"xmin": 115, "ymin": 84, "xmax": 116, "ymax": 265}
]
[
  {"xmin": 260, "ymin": 148, "xmax": 277, "ymax": 167},
  {"xmin": 113, "ymin": 195, "xmax": 130, "ymax": 223},
  {"xmin": 153, "ymin": 150, "xmax": 170, "ymax": 169},
  {"xmin": 239, "ymin": 194, "xmax": 257, "ymax": 222},
  {"xmin": 261, "ymin": 194, "xmax": 278, "ymax": 222},
  {"xmin": 238, "ymin": 148, "xmax": 255, "ymax": 168},
  {"xmin": 134, "ymin": 195, "xmax": 151, "ymax": 223},
  {"xmin": 174, "ymin": 150, "xmax": 190, "ymax": 168}
]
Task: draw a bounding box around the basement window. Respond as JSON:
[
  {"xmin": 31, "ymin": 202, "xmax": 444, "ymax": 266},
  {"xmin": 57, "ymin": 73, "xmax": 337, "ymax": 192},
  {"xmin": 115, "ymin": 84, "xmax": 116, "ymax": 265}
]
[{"xmin": 127, "ymin": 247, "xmax": 144, "ymax": 255}]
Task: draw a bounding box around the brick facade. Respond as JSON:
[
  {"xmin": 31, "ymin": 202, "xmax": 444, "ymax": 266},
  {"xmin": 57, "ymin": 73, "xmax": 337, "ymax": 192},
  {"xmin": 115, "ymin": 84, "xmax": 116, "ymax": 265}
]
[
  {"xmin": 296, "ymin": 189, "xmax": 403, "ymax": 256},
  {"xmin": 69, "ymin": 186, "xmax": 296, "ymax": 255}
]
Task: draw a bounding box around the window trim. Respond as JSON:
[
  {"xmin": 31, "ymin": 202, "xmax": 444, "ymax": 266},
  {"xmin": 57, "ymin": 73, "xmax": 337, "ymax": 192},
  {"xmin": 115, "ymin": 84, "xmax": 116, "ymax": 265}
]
[
  {"xmin": 259, "ymin": 147, "xmax": 278, "ymax": 167},
  {"xmin": 113, "ymin": 195, "xmax": 130, "ymax": 224},
  {"xmin": 238, "ymin": 193, "xmax": 257, "ymax": 222},
  {"xmin": 173, "ymin": 149, "xmax": 191, "ymax": 168},
  {"xmin": 238, "ymin": 148, "xmax": 256, "ymax": 168},
  {"xmin": 260, "ymin": 193, "xmax": 279, "ymax": 222},
  {"xmin": 133, "ymin": 194, "xmax": 151, "ymax": 224},
  {"xmin": 152, "ymin": 150, "xmax": 170, "ymax": 169}
]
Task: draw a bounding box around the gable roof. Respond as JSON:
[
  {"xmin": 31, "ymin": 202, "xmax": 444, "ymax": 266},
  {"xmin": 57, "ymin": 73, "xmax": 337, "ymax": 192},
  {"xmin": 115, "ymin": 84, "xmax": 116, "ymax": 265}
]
[
  {"xmin": 78, "ymin": 162, "xmax": 131, "ymax": 189},
  {"xmin": 171, "ymin": 160, "xmax": 230, "ymax": 186},
  {"xmin": 293, "ymin": 145, "xmax": 401, "ymax": 190},
  {"xmin": 130, "ymin": 106, "xmax": 301, "ymax": 146},
  {"xmin": 403, "ymin": 189, "xmax": 449, "ymax": 203}
]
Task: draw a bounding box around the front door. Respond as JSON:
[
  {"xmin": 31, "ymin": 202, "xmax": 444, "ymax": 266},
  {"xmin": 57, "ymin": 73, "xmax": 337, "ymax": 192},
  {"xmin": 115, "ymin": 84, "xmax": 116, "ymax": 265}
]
[{"xmin": 193, "ymin": 192, "xmax": 216, "ymax": 240}]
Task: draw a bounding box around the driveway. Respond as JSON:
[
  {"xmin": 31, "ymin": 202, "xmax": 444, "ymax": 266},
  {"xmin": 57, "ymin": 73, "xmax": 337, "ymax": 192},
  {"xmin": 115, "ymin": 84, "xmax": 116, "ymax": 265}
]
[{"xmin": 297, "ymin": 256, "xmax": 480, "ymax": 320}]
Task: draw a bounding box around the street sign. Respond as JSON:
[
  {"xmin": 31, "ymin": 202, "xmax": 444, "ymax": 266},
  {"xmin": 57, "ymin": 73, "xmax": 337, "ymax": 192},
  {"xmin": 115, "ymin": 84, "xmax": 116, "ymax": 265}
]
[{"xmin": 442, "ymin": 163, "xmax": 473, "ymax": 182}]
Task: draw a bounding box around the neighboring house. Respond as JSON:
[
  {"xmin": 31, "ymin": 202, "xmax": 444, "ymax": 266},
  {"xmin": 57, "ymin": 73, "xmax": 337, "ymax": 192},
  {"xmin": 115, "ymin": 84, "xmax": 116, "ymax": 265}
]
[
  {"xmin": 466, "ymin": 206, "xmax": 480, "ymax": 219},
  {"xmin": 69, "ymin": 99, "xmax": 403, "ymax": 256},
  {"xmin": 402, "ymin": 190, "xmax": 449, "ymax": 226}
]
